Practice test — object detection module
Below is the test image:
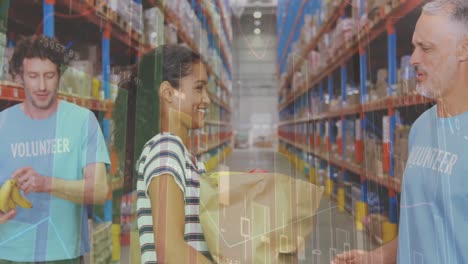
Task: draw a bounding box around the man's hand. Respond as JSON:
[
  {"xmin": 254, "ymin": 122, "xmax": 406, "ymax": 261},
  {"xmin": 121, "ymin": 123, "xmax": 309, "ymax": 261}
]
[
  {"xmin": 331, "ymin": 250, "xmax": 384, "ymax": 264},
  {"xmin": 12, "ymin": 167, "xmax": 51, "ymax": 195},
  {"xmin": 0, "ymin": 209, "xmax": 16, "ymax": 224}
]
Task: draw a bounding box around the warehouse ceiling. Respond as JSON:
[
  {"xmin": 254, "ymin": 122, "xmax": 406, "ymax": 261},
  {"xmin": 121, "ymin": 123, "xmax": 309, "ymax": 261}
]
[
  {"xmin": 232, "ymin": 4, "xmax": 277, "ymax": 97},
  {"xmin": 231, "ymin": 0, "xmax": 277, "ymax": 17}
]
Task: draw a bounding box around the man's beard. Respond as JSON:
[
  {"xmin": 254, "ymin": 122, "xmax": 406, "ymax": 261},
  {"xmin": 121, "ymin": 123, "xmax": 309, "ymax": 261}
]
[{"xmin": 415, "ymin": 66, "xmax": 439, "ymax": 99}]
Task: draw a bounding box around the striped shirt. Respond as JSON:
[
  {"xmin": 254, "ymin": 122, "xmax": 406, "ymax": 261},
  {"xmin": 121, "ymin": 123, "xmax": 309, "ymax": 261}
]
[{"xmin": 136, "ymin": 133, "xmax": 212, "ymax": 264}]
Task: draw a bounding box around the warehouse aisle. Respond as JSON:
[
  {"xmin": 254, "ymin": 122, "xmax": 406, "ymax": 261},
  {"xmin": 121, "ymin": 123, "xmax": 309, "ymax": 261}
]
[{"xmin": 219, "ymin": 148, "xmax": 378, "ymax": 264}]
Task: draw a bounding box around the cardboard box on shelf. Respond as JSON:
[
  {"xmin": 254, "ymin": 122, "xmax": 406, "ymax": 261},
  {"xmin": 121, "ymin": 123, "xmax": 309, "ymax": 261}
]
[
  {"xmin": 352, "ymin": 0, "xmax": 370, "ymax": 22},
  {"xmin": 70, "ymin": 60, "xmax": 94, "ymax": 76},
  {"xmin": 345, "ymin": 131, "xmax": 356, "ymax": 162},
  {"xmin": 394, "ymin": 126, "xmax": 410, "ymax": 153},
  {"xmin": 292, "ymin": 42, "xmax": 300, "ymax": 59},
  {"xmin": 367, "ymin": 0, "xmax": 388, "ymax": 24},
  {"xmin": 308, "ymin": 50, "xmax": 321, "ymax": 76},
  {"xmin": 373, "ymin": 68, "xmax": 389, "ymax": 99},
  {"xmin": 311, "ymin": 97, "xmax": 320, "ymax": 115},
  {"xmin": 394, "ymin": 154, "xmax": 406, "ymax": 181},
  {"xmin": 318, "ymin": 33, "xmax": 331, "ymax": 69},
  {"xmin": 130, "ymin": 1, "xmax": 144, "ymax": 34},
  {"xmin": 301, "ymin": 14, "xmax": 316, "ymax": 45},
  {"xmin": 347, "ymin": 93, "xmax": 360, "ymax": 106},
  {"xmin": 292, "ymin": 72, "xmax": 304, "ymax": 92},
  {"xmin": 398, "ymin": 79, "xmax": 417, "ymax": 96},
  {"xmin": 364, "ymin": 154, "xmax": 374, "ymax": 174},
  {"xmin": 331, "ymin": 143, "xmax": 339, "ymax": 157},
  {"xmin": 364, "ymin": 138, "xmax": 383, "ymax": 175},
  {"xmin": 286, "ymin": 55, "xmax": 293, "ymax": 74},
  {"xmin": 330, "ymin": 98, "xmax": 342, "ymax": 111},
  {"xmin": 73, "ymin": 45, "xmax": 99, "ymax": 68},
  {"xmin": 0, "ymin": 39, "xmax": 13, "ymax": 81},
  {"xmin": 144, "ymin": 7, "xmax": 164, "ymax": 47},
  {"xmin": 346, "ymin": 146, "xmax": 355, "ymax": 163},
  {"xmin": 321, "ymin": 102, "xmax": 330, "ymax": 113},
  {"xmin": 399, "ymin": 55, "xmax": 417, "ymax": 96},
  {"xmin": 321, "ymin": 0, "xmax": 333, "ymax": 22},
  {"xmin": 334, "ymin": 18, "xmax": 356, "ymax": 49},
  {"xmin": 301, "ymin": 63, "xmax": 309, "ymax": 82},
  {"xmin": 377, "ymin": 69, "xmax": 388, "ymax": 84},
  {"xmin": 320, "ymin": 137, "xmax": 327, "ymax": 153},
  {"xmin": 164, "ymin": 23, "xmax": 178, "ymax": 44},
  {"xmin": 108, "ymin": 0, "xmax": 118, "ymax": 12},
  {"xmin": 115, "ymin": 0, "xmax": 132, "ymax": 23},
  {"xmin": 375, "ymin": 143, "xmax": 383, "ymax": 177},
  {"xmin": 394, "ymin": 125, "xmax": 410, "ymax": 180}
]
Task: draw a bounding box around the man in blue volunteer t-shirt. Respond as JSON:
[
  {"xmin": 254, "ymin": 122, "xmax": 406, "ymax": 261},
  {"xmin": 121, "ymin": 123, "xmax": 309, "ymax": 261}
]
[
  {"xmin": 0, "ymin": 35, "xmax": 110, "ymax": 263},
  {"xmin": 332, "ymin": 0, "xmax": 468, "ymax": 263}
]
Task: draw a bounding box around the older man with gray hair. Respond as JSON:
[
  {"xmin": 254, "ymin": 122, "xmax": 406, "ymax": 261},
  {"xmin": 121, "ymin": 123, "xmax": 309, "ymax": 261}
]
[{"xmin": 331, "ymin": 0, "xmax": 468, "ymax": 263}]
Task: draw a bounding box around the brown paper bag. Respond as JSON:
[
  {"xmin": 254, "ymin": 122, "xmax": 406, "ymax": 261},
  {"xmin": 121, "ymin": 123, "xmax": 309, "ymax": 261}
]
[{"xmin": 200, "ymin": 172, "xmax": 324, "ymax": 264}]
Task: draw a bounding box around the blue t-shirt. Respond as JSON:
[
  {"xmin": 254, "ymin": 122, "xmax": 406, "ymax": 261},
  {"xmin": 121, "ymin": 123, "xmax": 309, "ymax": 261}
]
[
  {"xmin": 398, "ymin": 105, "xmax": 468, "ymax": 264},
  {"xmin": 0, "ymin": 101, "xmax": 110, "ymax": 262}
]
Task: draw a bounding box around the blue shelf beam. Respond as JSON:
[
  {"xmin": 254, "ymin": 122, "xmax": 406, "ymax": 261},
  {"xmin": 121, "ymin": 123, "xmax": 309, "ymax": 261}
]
[
  {"xmin": 102, "ymin": 25, "xmax": 112, "ymax": 222},
  {"xmin": 341, "ymin": 64, "xmax": 347, "ymax": 105},
  {"xmin": 387, "ymin": 22, "xmax": 398, "ymax": 224},
  {"xmin": 319, "ymin": 81, "xmax": 324, "ymax": 113},
  {"xmin": 43, "ymin": 0, "xmax": 55, "ymax": 37}
]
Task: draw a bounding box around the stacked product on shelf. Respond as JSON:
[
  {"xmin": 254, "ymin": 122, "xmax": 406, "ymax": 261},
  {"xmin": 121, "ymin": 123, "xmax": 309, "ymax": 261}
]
[
  {"xmin": 363, "ymin": 213, "xmax": 389, "ymax": 244},
  {"xmin": 90, "ymin": 222, "xmax": 113, "ymax": 264},
  {"xmin": 59, "ymin": 61, "xmax": 122, "ymax": 101},
  {"xmin": 363, "ymin": 133, "xmax": 383, "ymax": 178},
  {"xmin": 192, "ymin": 122, "xmax": 233, "ymax": 171},
  {"xmin": 120, "ymin": 192, "xmax": 137, "ymax": 246},
  {"xmin": 398, "ymin": 55, "xmax": 417, "ymax": 96},
  {"xmin": 393, "ymin": 125, "xmax": 410, "ymax": 182},
  {"xmin": 143, "ymin": 6, "xmax": 165, "ymax": 47},
  {"xmin": 362, "ymin": 191, "xmax": 392, "ymax": 245},
  {"xmin": 0, "ymin": 32, "xmax": 13, "ymax": 81},
  {"xmin": 163, "ymin": 0, "xmax": 232, "ymax": 92},
  {"xmin": 112, "ymin": 0, "xmax": 144, "ymax": 37},
  {"xmin": 164, "ymin": 23, "xmax": 178, "ymax": 44}
]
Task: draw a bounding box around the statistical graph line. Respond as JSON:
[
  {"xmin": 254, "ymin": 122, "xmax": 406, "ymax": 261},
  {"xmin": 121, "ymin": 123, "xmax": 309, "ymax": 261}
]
[{"xmin": 200, "ymin": 204, "xmax": 337, "ymax": 248}]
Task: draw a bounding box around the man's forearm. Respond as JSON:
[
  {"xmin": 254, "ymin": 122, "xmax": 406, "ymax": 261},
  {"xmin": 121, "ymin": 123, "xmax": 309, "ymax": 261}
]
[{"xmin": 48, "ymin": 177, "xmax": 108, "ymax": 205}]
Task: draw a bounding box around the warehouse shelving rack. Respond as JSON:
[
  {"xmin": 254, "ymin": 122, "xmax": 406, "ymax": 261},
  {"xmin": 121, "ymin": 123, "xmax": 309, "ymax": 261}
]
[
  {"xmin": 0, "ymin": 82, "xmax": 112, "ymax": 111},
  {"xmin": 153, "ymin": 0, "xmax": 232, "ymax": 95},
  {"xmin": 153, "ymin": 0, "xmax": 234, "ymax": 167},
  {"xmin": 110, "ymin": 1, "xmax": 235, "ymax": 195},
  {"xmin": 276, "ymin": 0, "xmax": 434, "ymax": 245},
  {"xmin": 2, "ymin": 0, "xmax": 233, "ymax": 262},
  {"xmin": 3, "ymin": 1, "xmax": 121, "ymax": 262},
  {"xmin": 4, "ymin": 0, "xmax": 234, "ymax": 178}
]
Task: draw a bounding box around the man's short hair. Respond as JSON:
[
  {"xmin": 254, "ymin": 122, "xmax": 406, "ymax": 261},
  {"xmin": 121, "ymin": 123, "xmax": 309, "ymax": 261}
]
[
  {"xmin": 423, "ymin": 0, "xmax": 468, "ymax": 33},
  {"xmin": 9, "ymin": 35, "xmax": 66, "ymax": 77}
]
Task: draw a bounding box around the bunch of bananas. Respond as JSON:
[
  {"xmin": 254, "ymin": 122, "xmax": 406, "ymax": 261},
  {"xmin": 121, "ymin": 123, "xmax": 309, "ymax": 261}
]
[{"xmin": 0, "ymin": 179, "xmax": 33, "ymax": 212}]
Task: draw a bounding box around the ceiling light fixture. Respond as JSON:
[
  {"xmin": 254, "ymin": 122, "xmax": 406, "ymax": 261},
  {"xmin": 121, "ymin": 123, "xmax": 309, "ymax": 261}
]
[
  {"xmin": 254, "ymin": 20, "xmax": 261, "ymax": 26},
  {"xmin": 253, "ymin": 11, "xmax": 262, "ymax": 19},
  {"xmin": 254, "ymin": 28, "xmax": 261, "ymax": 35}
]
